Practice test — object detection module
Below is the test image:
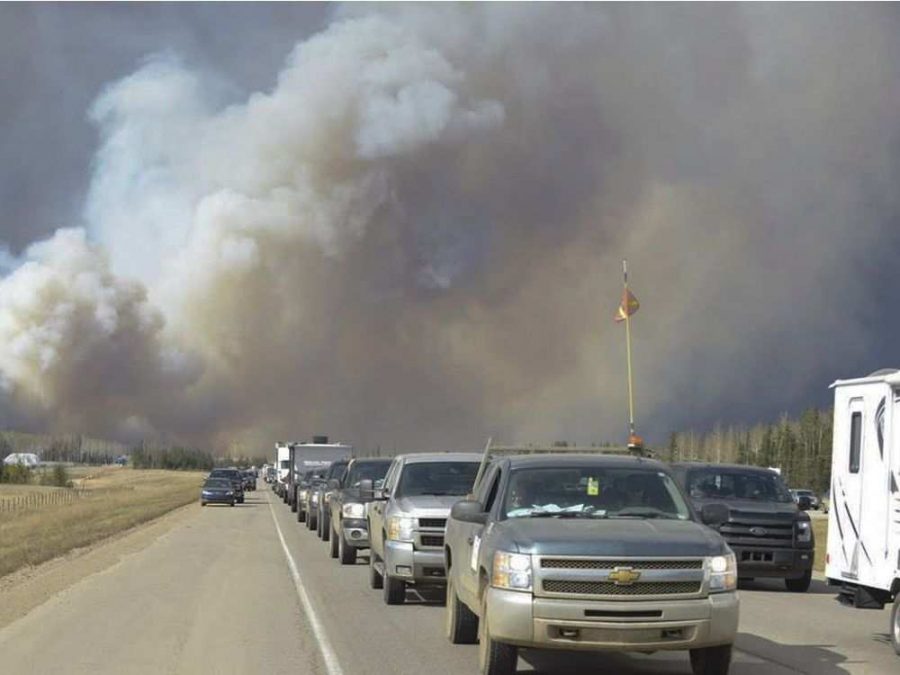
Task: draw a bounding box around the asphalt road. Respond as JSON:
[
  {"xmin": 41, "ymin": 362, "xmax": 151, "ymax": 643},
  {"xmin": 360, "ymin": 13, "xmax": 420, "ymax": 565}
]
[{"xmin": 0, "ymin": 485, "xmax": 894, "ymax": 674}]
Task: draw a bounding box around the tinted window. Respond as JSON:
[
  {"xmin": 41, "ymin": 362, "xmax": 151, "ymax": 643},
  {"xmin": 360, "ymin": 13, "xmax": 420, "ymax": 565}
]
[
  {"xmin": 503, "ymin": 467, "xmax": 690, "ymax": 520},
  {"xmin": 395, "ymin": 462, "xmax": 480, "ymax": 497},
  {"xmin": 849, "ymin": 411, "xmax": 862, "ymax": 473},
  {"xmin": 344, "ymin": 461, "xmax": 391, "ymax": 487},
  {"xmin": 686, "ymin": 469, "xmax": 793, "ymax": 503}
]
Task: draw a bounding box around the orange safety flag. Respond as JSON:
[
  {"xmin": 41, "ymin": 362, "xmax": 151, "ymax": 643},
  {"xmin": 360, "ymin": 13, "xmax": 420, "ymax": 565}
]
[{"xmin": 614, "ymin": 288, "xmax": 640, "ymax": 323}]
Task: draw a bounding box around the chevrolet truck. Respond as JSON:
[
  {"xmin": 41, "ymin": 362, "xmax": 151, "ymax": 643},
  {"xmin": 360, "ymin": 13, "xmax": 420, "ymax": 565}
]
[
  {"xmin": 327, "ymin": 457, "xmax": 393, "ymax": 563},
  {"xmin": 367, "ymin": 452, "xmax": 482, "ymax": 605},
  {"xmin": 671, "ymin": 462, "xmax": 813, "ymax": 592},
  {"xmin": 444, "ymin": 453, "xmax": 738, "ymax": 675}
]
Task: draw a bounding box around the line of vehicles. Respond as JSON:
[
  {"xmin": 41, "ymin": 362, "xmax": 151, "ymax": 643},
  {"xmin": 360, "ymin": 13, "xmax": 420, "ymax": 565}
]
[
  {"xmin": 199, "ymin": 467, "xmax": 258, "ymax": 507},
  {"xmin": 257, "ymin": 367, "xmax": 900, "ymax": 672},
  {"xmin": 266, "ymin": 443, "xmax": 820, "ymax": 675}
]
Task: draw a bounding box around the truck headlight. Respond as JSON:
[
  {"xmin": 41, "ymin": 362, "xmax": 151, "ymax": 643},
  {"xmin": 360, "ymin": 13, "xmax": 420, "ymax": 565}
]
[
  {"xmin": 387, "ymin": 515, "xmax": 416, "ymax": 542},
  {"xmin": 299, "ymin": 489, "xmax": 308, "ymax": 501},
  {"xmin": 796, "ymin": 520, "xmax": 812, "ymax": 544},
  {"xmin": 311, "ymin": 493, "xmax": 319, "ymax": 504},
  {"xmin": 343, "ymin": 503, "xmax": 366, "ymax": 518},
  {"xmin": 707, "ymin": 553, "xmax": 737, "ymax": 593},
  {"xmin": 492, "ymin": 551, "xmax": 532, "ymax": 592}
]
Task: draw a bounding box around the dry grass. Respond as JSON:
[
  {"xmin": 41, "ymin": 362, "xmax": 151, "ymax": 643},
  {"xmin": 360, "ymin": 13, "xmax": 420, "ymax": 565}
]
[
  {"xmin": 813, "ymin": 517, "xmax": 828, "ymax": 573},
  {"xmin": 0, "ymin": 469, "xmax": 204, "ymax": 578}
]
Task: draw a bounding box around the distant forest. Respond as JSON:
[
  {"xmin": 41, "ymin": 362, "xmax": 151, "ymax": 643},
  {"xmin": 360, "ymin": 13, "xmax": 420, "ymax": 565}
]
[{"xmin": 664, "ymin": 408, "xmax": 833, "ymax": 494}]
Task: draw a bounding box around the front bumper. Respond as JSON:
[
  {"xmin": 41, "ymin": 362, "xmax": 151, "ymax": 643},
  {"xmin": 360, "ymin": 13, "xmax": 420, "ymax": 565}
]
[
  {"xmin": 485, "ymin": 588, "xmax": 739, "ymax": 652},
  {"xmin": 384, "ymin": 540, "xmax": 447, "ymax": 583},
  {"xmin": 201, "ymin": 494, "xmax": 235, "ymax": 504},
  {"xmin": 730, "ymin": 545, "xmax": 813, "ymax": 578},
  {"xmin": 341, "ymin": 518, "xmax": 370, "ymax": 548}
]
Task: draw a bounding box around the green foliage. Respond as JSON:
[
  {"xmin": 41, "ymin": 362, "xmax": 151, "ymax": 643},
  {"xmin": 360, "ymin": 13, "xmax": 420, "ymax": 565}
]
[
  {"xmin": 130, "ymin": 445, "xmax": 215, "ymax": 471},
  {"xmin": 38, "ymin": 464, "xmax": 72, "ymax": 487},
  {"xmin": 670, "ymin": 407, "xmax": 834, "ymax": 494},
  {"xmin": 0, "ymin": 463, "xmax": 32, "ymax": 484}
]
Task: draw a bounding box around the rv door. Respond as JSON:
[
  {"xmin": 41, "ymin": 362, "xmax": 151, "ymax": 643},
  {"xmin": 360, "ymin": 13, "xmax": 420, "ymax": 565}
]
[{"xmin": 837, "ymin": 397, "xmax": 866, "ymax": 580}]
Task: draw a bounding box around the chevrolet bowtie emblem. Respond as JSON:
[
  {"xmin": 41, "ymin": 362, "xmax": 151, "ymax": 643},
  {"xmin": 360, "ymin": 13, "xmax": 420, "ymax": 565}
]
[{"xmin": 608, "ymin": 567, "xmax": 641, "ymax": 585}]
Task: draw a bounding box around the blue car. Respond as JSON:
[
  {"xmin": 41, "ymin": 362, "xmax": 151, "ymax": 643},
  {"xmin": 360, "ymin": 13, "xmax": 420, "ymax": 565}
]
[{"xmin": 200, "ymin": 478, "xmax": 236, "ymax": 507}]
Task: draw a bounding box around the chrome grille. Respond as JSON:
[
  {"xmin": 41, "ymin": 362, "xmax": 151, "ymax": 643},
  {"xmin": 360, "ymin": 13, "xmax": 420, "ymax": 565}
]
[
  {"xmin": 542, "ymin": 580, "xmax": 702, "ymax": 596},
  {"xmin": 540, "ymin": 559, "xmax": 702, "ymax": 570},
  {"xmin": 418, "ymin": 518, "xmax": 447, "ymax": 528}
]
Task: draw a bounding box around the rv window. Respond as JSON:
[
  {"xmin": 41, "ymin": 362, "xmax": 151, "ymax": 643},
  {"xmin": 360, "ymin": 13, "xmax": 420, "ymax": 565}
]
[{"xmin": 849, "ymin": 411, "xmax": 862, "ymax": 474}]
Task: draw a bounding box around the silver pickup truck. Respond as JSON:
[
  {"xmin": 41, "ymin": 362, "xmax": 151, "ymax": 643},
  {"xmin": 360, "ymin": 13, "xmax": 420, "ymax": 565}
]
[
  {"xmin": 444, "ymin": 454, "xmax": 739, "ymax": 675},
  {"xmin": 367, "ymin": 452, "xmax": 482, "ymax": 605}
]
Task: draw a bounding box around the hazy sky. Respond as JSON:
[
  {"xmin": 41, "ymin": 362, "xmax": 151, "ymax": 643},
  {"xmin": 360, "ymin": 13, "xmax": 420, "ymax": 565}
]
[{"xmin": 1, "ymin": 3, "xmax": 899, "ymax": 453}]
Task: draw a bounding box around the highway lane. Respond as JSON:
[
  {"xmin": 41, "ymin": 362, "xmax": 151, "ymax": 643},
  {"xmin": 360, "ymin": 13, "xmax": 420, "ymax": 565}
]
[
  {"xmin": 266, "ymin": 487, "xmax": 896, "ymax": 675},
  {"xmin": 0, "ymin": 488, "xmax": 325, "ymax": 675},
  {"xmin": 0, "ymin": 483, "xmax": 894, "ymax": 674}
]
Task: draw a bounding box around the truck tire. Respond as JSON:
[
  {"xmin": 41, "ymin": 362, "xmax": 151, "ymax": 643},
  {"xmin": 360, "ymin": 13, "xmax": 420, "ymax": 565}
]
[
  {"xmin": 339, "ymin": 532, "xmax": 357, "ymax": 565},
  {"xmin": 238, "ymin": 495, "xmax": 244, "ymax": 504},
  {"xmin": 230, "ymin": 501, "xmax": 235, "ymax": 507},
  {"xmin": 321, "ymin": 512, "xmax": 331, "ymax": 542},
  {"xmin": 297, "ymin": 506, "xmax": 305, "ymax": 523},
  {"xmin": 200, "ymin": 501, "xmax": 206, "ymax": 507},
  {"xmin": 383, "ymin": 574, "xmax": 405, "ymax": 605},
  {"xmin": 330, "ymin": 525, "xmax": 340, "ymax": 558},
  {"xmin": 891, "ymin": 595, "xmax": 900, "ymax": 656},
  {"xmin": 307, "ymin": 512, "xmax": 317, "ymax": 531},
  {"xmin": 317, "ymin": 511, "xmax": 325, "ymax": 539},
  {"xmin": 478, "ymin": 593, "xmax": 517, "ymax": 675},
  {"xmin": 785, "ymin": 569, "xmax": 812, "ymax": 593},
  {"xmin": 291, "ymin": 498, "xmax": 297, "ymax": 513},
  {"xmin": 689, "ymin": 645, "xmax": 732, "ymax": 675},
  {"xmin": 445, "ymin": 576, "xmax": 478, "ymax": 644},
  {"xmin": 369, "ymin": 552, "xmax": 383, "ymax": 589}
]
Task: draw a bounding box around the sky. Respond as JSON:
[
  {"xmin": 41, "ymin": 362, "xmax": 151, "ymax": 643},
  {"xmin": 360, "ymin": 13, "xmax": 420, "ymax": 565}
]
[{"xmin": 0, "ymin": 3, "xmax": 899, "ymax": 454}]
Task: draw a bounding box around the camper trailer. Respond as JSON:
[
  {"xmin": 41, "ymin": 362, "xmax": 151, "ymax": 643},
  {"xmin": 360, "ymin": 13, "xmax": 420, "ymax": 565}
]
[
  {"xmin": 825, "ymin": 369, "xmax": 900, "ymax": 656},
  {"xmin": 275, "ymin": 442, "xmax": 292, "ymax": 497}
]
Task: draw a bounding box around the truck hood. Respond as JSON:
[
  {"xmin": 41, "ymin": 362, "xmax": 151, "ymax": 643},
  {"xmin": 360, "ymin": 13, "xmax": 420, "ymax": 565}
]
[
  {"xmin": 493, "ymin": 518, "xmax": 727, "ymax": 558},
  {"xmin": 690, "ymin": 498, "xmax": 800, "ymax": 521},
  {"xmin": 394, "ymin": 495, "xmax": 463, "ymax": 515}
]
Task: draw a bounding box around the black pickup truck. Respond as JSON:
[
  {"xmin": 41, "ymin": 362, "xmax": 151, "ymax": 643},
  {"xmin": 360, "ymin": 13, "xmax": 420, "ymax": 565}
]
[
  {"xmin": 326, "ymin": 457, "xmax": 393, "ymax": 564},
  {"xmin": 671, "ymin": 463, "xmax": 814, "ymax": 592}
]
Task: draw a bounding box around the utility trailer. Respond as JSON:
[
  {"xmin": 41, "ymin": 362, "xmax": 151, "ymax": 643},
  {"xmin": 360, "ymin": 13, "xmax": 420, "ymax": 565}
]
[
  {"xmin": 825, "ymin": 369, "xmax": 900, "ymax": 655},
  {"xmin": 287, "ymin": 436, "xmax": 352, "ymax": 513}
]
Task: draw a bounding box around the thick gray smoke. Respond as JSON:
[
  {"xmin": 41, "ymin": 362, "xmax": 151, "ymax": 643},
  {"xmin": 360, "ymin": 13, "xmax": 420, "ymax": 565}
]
[{"xmin": 1, "ymin": 4, "xmax": 899, "ymax": 451}]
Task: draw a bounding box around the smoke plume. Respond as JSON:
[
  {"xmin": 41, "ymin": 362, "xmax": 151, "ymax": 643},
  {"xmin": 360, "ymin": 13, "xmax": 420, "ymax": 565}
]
[{"xmin": 1, "ymin": 4, "xmax": 899, "ymax": 451}]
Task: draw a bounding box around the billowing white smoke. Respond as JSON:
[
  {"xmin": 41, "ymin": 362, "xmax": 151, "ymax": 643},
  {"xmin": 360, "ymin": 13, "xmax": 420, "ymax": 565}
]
[{"xmin": 1, "ymin": 5, "xmax": 899, "ymax": 449}]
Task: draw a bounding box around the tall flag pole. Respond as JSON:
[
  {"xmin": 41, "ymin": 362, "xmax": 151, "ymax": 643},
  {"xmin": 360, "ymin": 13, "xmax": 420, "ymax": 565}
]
[{"xmin": 614, "ymin": 259, "xmax": 642, "ymax": 451}]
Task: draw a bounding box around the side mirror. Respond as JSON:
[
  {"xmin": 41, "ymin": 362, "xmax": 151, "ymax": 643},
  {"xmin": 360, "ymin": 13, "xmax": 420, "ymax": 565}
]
[
  {"xmin": 451, "ymin": 500, "xmax": 488, "ymax": 525},
  {"xmin": 359, "ymin": 479, "xmax": 374, "ymax": 497},
  {"xmin": 700, "ymin": 503, "xmax": 730, "ymax": 527}
]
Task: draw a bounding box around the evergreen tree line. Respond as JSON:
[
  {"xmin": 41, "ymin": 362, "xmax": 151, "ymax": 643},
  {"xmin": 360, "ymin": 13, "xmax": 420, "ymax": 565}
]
[
  {"xmin": 0, "ymin": 432, "xmax": 127, "ymax": 465},
  {"xmin": 663, "ymin": 408, "xmax": 833, "ymax": 495},
  {"xmin": 130, "ymin": 445, "xmax": 215, "ymax": 471}
]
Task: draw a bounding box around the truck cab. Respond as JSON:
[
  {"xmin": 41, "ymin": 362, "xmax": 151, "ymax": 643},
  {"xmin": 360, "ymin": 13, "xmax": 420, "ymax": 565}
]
[
  {"xmin": 444, "ymin": 454, "xmax": 738, "ymax": 675},
  {"xmin": 367, "ymin": 452, "xmax": 482, "ymax": 605},
  {"xmin": 671, "ymin": 463, "xmax": 814, "ymax": 592}
]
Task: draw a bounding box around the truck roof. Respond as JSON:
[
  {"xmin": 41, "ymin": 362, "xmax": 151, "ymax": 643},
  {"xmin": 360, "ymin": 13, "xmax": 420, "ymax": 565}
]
[
  {"xmin": 830, "ymin": 368, "xmax": 900, "ymax": 388},
  {"xmin": 502, "ymin": 453, "xmax": 668, "ymax": 471},
  {"xmin": 394, "ymin": 452, "xmax": 483, "ymax": 464}
]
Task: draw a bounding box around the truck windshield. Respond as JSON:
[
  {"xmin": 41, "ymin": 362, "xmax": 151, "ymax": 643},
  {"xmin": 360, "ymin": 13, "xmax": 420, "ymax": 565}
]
[
  {"xmin": 344, "ymin": 461, "xmax": 390, "ymax": 487},
  {"xmin": 395, "ymin": 461, "xmax": 480, "ymax": 497},
  {"xmin": 686, "ymin": 469, "xmax": 793, "ymax": 503},
  {"xmin": 503, "ymin": 467, "xmax": 691, "ymax": 520}
]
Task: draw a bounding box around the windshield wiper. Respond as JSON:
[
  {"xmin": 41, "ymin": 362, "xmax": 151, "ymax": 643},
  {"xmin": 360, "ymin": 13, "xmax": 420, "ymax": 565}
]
[{"xmin": 526, "ymin": 511, "xmax": 600, "ymax": 519}]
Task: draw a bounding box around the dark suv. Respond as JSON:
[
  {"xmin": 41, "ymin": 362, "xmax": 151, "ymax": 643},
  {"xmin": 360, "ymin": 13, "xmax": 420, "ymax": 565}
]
[
  {"xmin": 209, "ymin": 468, "xmax": 246, "ymax": 504},
  {"xmin": 671, "ymin": 463, "xmax": 813, "ymax": 592}
]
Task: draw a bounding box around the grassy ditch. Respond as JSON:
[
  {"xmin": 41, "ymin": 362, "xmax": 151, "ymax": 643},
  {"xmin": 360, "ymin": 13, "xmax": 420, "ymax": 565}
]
[
  {"xmin": 813, "ymin": 516, "xmax": 828, "ymax": 573},
  {"xmin": 0, "ymin": 468, "xmax": 204, "ymax": 578}
]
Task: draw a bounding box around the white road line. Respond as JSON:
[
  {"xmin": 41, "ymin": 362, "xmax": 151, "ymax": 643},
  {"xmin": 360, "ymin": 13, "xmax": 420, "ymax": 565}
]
[{"xmin": 268, "ymin": 494, "xmax": 345, "ymax": 675}]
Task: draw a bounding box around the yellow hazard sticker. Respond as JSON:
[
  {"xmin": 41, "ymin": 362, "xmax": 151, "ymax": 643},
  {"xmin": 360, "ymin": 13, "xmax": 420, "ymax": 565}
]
[{"xmin": 587, "ymin": 477, "xmax": 599, "ymax": 496}]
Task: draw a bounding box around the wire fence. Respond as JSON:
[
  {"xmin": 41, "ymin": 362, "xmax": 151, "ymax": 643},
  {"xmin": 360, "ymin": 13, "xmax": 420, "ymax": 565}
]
[{"xmin": 0, "ymin": 487, "xmax": 89, "ymax": 514}]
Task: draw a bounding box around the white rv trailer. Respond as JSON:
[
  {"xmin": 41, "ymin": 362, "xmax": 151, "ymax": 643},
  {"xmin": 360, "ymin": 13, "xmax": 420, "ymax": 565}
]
[{"xmin": 825, "ymin": 369, "xmax": 900, "ymax": 655}]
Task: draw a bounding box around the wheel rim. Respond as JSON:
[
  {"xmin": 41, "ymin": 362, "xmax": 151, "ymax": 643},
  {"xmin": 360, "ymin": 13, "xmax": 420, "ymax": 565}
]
[{"xmin": 893, "ymin": 603, "xmax": 900, "ymax": 646}]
